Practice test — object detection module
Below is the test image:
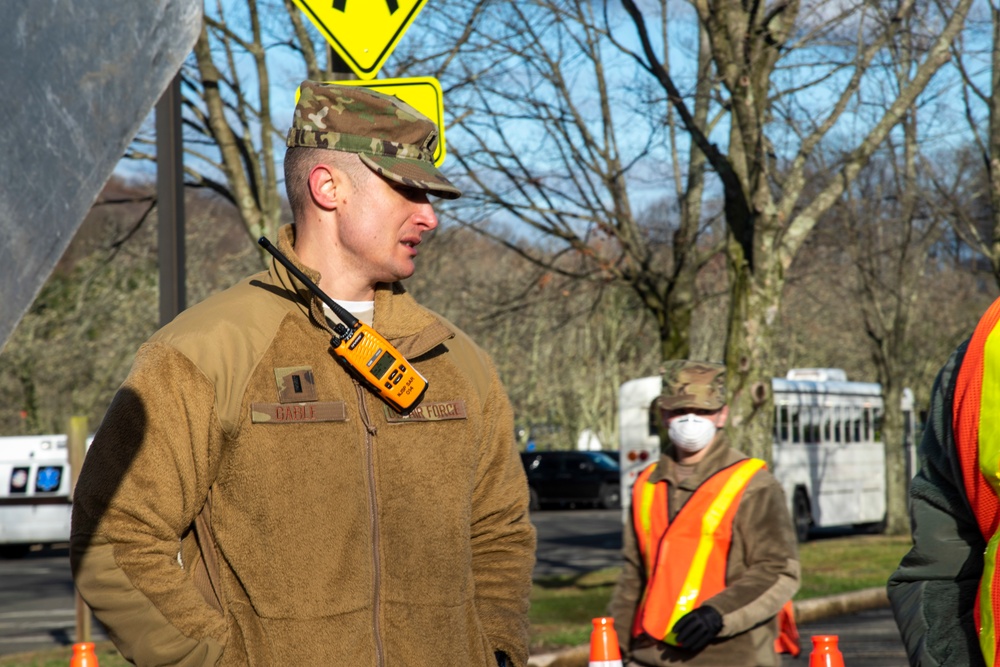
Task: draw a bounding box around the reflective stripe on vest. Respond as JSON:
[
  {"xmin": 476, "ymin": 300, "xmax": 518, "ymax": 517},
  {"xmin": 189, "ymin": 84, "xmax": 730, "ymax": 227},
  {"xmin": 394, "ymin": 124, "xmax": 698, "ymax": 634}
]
[
  {"xmin": 630, "ymin": 457, "xmax": 766, "ymax": 644},
  {"xmin": 954, "ymin": 296, "xmax": 1000, "ymax": 667}
]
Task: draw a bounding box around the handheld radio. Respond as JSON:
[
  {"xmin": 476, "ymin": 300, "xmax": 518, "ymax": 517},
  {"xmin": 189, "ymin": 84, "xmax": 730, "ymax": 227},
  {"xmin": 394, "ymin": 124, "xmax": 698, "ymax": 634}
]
[{"xmin": 258, "ymin": 237, "xmax": 428, "ymax": 413}]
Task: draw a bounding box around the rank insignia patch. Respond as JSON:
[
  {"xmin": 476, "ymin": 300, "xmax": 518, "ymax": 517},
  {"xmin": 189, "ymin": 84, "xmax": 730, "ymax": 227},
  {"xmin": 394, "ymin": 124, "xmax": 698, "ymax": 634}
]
[{"xmin": 274, "ymin": 366, "xmax": 318, "ymax": 403}]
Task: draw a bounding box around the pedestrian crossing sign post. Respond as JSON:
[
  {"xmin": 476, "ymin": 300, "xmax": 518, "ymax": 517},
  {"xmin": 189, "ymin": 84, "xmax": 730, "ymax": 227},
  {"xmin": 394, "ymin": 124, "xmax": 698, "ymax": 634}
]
[
  {"xmin": 291, "ymin": 0, "xmax": 428, "ymax": 80},
  {"xmin": 297, "ymin": 77, "xmax": 448, "ymax": 166}
]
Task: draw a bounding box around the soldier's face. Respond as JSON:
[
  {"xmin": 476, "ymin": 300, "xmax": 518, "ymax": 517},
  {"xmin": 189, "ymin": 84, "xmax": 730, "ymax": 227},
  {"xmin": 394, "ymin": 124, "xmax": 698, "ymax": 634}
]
[{"xmin": 336, "ymin": 168, "xmax": 438, "ymax": 286}]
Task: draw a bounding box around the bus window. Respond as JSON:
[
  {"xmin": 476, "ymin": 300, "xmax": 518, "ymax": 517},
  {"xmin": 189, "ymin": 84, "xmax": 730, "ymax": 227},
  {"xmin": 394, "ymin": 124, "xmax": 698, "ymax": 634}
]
[
  {"xmin": 791, "ymin": 407, "xmax": 801, "ymax": 444},
  {"xmin": 823, "ymin": 408, "xmax": 831, "ymax": 442},
  {"xmin": 853, "ymin": 408, "xmax": 862, "ymax": 443},
  {"xmin": 647, "ymin": 400, "xmax": 658, "ymax": 437},
  {"xmin": 776, "ymin": 405, "xmax": 790, "ymax": 443},
  {"xmin": 846, "ymin": 406, "xmax": 856, "ymax": 443},
  {"xmin": 833, "ymin": 406, "xmax": 842, "ymax": 443},
  {"xmin": 862, "ymin": 408, "xmax": 872, "ymax": 442},
  {"xmin": 808, "ymin": 406, "xmax": 822, "ymax": 443},
  {"xmin": 874, "ymin": 407, "xmax": 883, "ymax": 442}
]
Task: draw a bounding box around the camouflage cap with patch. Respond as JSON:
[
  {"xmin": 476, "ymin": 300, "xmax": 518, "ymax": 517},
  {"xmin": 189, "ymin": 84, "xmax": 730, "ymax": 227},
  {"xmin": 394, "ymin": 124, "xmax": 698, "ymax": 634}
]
[
  {"xmin": 656, "ymin": 360, "xmax": 727, "ymax": 411},
  {"xmin": 286, "ymin": 80, "xmax": 461, "ymax": 199}
]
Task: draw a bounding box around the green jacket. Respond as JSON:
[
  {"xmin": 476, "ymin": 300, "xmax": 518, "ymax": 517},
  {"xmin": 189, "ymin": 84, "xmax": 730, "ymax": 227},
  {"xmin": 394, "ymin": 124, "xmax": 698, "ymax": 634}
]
[
  {"xmin": 70, "ymin": 225, "xmax": 536, "ymax": 667},
  {"xmin": 887, "ymin": 340, "xmax": 985, "ymax": 667},
  {"xmin": 608, "ymin": 435, "xmax": 800, "ymax": 667}
]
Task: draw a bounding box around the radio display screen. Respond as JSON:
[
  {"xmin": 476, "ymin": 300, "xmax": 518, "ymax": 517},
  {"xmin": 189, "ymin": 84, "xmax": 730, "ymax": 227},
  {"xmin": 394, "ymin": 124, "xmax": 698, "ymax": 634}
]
[{"xmin": 371, "ymin": 352, "xmax": 396, "ymax": 379}]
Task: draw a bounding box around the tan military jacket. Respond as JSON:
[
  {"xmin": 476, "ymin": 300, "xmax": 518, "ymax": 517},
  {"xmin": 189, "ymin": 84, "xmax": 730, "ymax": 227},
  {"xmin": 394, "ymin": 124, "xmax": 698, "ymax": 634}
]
[{"xmin": 70, "ymin": 224, "xmax": 536, "ymax": 667}]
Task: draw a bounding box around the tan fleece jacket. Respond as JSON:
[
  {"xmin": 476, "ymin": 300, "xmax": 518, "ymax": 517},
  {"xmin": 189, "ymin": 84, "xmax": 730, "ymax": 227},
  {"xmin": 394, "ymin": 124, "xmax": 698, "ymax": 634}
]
[
  {"xmin": 70, "ymin": 224, "xmax": 536, "ymax": 667},
  {"xmin": 608, "ymin": 435, "xmax": 800, "ymax": 667}
]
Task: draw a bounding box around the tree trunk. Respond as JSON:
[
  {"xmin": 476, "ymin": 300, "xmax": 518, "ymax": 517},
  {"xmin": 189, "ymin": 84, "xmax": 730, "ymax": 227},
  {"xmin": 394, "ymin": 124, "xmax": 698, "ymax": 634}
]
[
  {"xmin": 881, "ymin": 380, "xmax": 909, "ymax": 535},
  {"xmin": 724, "ymin": 233, "xmax": 782, "ymax": 463},
  {"xmin": 660, "ymin": 301, "xmax": 691, "ymax": 362}
]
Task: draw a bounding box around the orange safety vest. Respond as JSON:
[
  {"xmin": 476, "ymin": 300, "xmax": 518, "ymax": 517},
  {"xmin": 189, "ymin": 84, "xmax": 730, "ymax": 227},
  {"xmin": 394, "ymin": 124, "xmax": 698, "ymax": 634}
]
[
  {"xmin": 631, "ymin": 457, "xmax": 766, "ymax": 644},
  {"xmin": 953, "ymin": 296, "xmax": 1000, "ymax": 667}
]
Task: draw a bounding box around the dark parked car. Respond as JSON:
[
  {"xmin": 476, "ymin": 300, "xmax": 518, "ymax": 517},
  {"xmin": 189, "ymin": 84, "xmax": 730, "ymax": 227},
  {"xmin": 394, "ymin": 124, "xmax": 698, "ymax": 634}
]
[{"xmin": 520, "ymin": 451, "xmax": 621, "ymax": 511}]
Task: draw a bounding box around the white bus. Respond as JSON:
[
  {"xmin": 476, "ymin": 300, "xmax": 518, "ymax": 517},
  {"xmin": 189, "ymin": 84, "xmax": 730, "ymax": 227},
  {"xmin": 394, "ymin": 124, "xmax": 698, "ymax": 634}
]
[
  {"xmin": 618, "ymin": 368, "xmax": 918, "ymax": 542},
  {"xmin": 0, "ymin": 434, "xmax": 86, "ymax": 557}
]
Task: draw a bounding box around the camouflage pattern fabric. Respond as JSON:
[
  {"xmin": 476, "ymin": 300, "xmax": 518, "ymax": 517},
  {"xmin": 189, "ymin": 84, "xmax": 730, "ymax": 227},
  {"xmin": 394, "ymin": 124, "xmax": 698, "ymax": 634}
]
[
  {"xmin": 657, "ymin": 360, "xmax": 727, "ymax": 411},
  {"xmin": 286, "ymin": 80, "xmax": 461, "ymax": 199}
]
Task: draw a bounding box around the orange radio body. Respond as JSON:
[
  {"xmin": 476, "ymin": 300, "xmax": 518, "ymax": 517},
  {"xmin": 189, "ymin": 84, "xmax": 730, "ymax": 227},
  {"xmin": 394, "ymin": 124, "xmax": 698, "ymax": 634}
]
[
  {"xmin": 259, "ymin": 237, "xmax": 427, "ymax": 412},
  {"xmin": 333, "ymin": 321, "xmax": 427, "ymax": 412}
]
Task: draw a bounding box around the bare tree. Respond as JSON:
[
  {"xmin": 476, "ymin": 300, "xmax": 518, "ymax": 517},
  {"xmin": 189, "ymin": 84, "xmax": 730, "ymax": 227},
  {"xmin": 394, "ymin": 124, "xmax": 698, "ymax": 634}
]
[
  {"xmin": 940, "ymin": 3, "xmax": 1000, "ymax": 288},
  {"xmin": 839, "ymin": 140, "xmax": 942, "ymax": 535},
  {"xmin": 433, "ymin": 0, "xmax": 724, "ymax": 363},
  {"xmin": 620, "ymin": 0, "xmax": 974, "ymax": 458},
  {"xmin": 409, "ymin": 225, "xmax": 661, "ymax": 450}
]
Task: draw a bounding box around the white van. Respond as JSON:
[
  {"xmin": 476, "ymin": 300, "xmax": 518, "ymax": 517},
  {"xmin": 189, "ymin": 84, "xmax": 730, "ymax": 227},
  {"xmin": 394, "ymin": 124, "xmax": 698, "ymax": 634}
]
[{"xmin": 0, "ymin": 434, "xmax": 83, "ymax": 557}]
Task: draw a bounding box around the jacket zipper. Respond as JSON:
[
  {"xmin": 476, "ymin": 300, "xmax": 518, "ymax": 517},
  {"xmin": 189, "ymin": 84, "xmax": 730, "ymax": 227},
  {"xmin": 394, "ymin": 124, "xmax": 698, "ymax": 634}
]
[{"xmin": 356, "ymin": 382, "xmax": 384, "ymax": 667}]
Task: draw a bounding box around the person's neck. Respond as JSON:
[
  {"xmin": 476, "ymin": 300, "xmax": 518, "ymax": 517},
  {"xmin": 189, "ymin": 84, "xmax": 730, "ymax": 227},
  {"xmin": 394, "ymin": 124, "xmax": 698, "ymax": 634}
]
[
  {"xmin": 293, "ymin": 223, "xmax": 375, "ymax": 301},
  {"xmin": 674, "ymin": 439, "xmax": 717, "ymax": 465},
  {"xmin": 320, "ymin": 276, "xmax": 375, "ymax": 302}
]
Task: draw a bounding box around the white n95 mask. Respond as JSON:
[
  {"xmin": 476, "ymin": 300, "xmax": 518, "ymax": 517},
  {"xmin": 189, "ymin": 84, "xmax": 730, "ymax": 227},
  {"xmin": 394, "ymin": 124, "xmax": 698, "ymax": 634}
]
[{"xmin": 668, "ymin": 414, "xmax": 717, "ymax": 452}]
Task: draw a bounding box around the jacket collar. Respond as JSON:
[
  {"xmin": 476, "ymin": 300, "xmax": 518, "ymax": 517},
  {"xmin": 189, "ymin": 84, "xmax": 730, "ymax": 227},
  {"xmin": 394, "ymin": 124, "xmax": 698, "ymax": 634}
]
[{"xmin": 269, "ymin": 224, "xmax": 454, "ymax": 358}]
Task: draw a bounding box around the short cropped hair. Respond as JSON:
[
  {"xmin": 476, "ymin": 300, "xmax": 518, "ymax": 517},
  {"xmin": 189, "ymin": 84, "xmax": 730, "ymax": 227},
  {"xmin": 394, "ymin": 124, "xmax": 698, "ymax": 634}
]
[{"xmin": 283, "ymin": 146, "xmax": 369, "ymax": 220}]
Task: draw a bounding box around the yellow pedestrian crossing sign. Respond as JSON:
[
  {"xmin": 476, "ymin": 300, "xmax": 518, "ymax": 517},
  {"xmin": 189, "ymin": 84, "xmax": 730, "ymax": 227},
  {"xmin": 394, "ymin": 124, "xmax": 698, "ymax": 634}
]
[{"xmin": 291, "ymin": 0, "xmax": 428, "ymax": 80}]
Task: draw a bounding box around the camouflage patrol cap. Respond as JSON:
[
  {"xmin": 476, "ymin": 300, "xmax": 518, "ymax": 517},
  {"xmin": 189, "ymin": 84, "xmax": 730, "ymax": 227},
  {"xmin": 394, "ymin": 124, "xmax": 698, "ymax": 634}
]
[
  {"xmin": 286, "ymin": 80, "xmax": 461, "ymax": 199},
  {"xmin": 656, "ymin": 360, "xmax": 727, "ymax": 411}
]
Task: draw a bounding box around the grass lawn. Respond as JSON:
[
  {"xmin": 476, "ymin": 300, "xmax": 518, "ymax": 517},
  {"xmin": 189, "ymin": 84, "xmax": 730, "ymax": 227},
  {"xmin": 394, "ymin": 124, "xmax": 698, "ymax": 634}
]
[
  {"xmin": 527, "ymin": 534, "xmax": 913, "ymax": 654},
  {"xmin": 529, "ymin": 568, "xmax": 622, "ymax": 655},
  {"xmin": 0, "ymin": 643, "xmax": 126, "ymax": 667},
  {"xmin": 797, "ymin": 534, "xmax": 912, "ymax": 599},
  {"xmin": 0, "ymin": 535, "xmax": 913, "ymax": 664}
]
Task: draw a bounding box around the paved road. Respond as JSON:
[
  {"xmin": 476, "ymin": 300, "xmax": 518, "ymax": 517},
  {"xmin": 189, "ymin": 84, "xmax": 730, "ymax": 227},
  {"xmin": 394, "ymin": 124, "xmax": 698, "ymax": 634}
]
[
  {"xmin": 531, "ymin": 507, "xmax": 624, "ymax": 578},
  {"xmin": 799, "ymin": 607, "xmax": 906, "ymax": 666},
  {"xmin": 0, "ymin": 544, "xmax": 108, "ymax": 655}
]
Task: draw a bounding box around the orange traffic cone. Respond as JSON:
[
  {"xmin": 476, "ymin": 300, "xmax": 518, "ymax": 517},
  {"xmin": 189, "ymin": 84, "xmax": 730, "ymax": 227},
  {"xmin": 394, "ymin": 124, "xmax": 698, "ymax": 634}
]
[
  {"xmin": 589, "ymin": 617, "xmax": 624, "ymax": 667},
  {"xmin": 774, "ymin": 600, "xmax": 801, "ymax": 657},
  {"xmin": 70, "ymin": 642, "xmax": 99, "ymax": 667},
  {"xmin": 809, "ymin": 634, "xmax": 845, "ymax": 667}
]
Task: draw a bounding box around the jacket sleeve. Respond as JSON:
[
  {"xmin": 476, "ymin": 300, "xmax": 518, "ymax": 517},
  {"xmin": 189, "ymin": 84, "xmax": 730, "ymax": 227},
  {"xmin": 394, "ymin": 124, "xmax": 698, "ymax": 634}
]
[
  {"xmin": 70, "ymin": 343, "xmax": 227, "ymax": 666},
  {"xmin": 888, "ymin": 342, "xmax": 986, "ymax": 667},
  {"xmin": 703, "ymin": 472, "xmax": 801, "ymax": 637},
  {"xmin": 470, "ymin": 366, "xmax": 537, "ymax": 667},
  {"xmin": 608, "ymin": 509, "xmax": 644, "ymax": 658}
]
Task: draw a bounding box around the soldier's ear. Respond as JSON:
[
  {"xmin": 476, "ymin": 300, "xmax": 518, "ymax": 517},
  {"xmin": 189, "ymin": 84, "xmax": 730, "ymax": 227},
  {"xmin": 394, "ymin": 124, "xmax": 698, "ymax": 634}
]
[
  {"xmin": 715, "ymin": 406, "xmax": 730, "ymax": 428},
  {"xmin": 308, "ymin": 164, "xmax": 339, "ymax": 211}
]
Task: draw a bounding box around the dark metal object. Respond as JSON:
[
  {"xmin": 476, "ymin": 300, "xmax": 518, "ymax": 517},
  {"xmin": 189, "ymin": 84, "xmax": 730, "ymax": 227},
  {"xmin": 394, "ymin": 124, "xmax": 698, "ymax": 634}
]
[
  {"xmin": 326, "ymin": 44, "xmax": 357, "ymax": 81},
  {"xmin": 157, "ymin": 74, "xmax": 186, "ymax": 327},
  {"xmin": 0, "ymin": 0, "xmax": 202, "ymax": 350}
]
